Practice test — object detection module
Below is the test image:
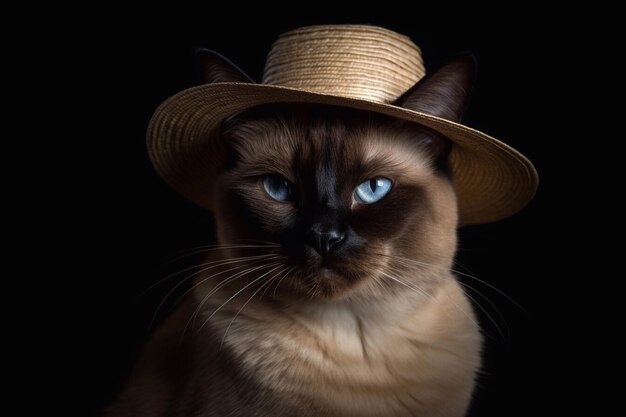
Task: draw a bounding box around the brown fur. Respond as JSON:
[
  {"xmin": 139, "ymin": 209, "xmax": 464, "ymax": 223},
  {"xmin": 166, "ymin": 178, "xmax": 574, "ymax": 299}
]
[{"xmin": 107, "ymin": 55, "xmax": 481, "ymax": 417}]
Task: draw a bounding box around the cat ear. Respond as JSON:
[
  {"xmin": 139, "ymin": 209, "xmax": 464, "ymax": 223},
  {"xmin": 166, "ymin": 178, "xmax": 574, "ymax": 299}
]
[
  {"xmin": 394, "ymin": 53, "xmax": 476, "ymax": 122},
  {"xmin": 196, "ymin": 48, "xmax": 255, "ymax": 85}
]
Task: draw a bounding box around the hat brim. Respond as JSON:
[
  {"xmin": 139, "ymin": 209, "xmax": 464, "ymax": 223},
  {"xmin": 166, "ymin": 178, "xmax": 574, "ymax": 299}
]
[{"xmin": 148, "ymin": 82, "xmax": 538, "ymax": 225}]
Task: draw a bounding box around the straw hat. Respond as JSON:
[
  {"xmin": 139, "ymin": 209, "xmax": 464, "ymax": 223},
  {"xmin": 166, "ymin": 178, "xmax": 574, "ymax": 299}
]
[{"xmin": 148, "ymin": 25, "xmax": 538, "ymax": 225}]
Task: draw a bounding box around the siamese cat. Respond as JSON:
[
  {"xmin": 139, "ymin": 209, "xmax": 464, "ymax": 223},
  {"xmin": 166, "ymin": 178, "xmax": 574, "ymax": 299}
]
[{"xmin": 107, "ymin": 53, "xmax": 481, "ymax": 417}]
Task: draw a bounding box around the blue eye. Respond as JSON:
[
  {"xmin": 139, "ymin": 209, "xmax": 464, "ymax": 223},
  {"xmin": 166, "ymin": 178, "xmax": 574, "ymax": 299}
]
[
  {"xmin": 263, "ymin": 174, "xmax": 291, "ymax": 202},
  {"xmin": 354, "ymin": 177, "xmax": 392, "ymax": 204}
]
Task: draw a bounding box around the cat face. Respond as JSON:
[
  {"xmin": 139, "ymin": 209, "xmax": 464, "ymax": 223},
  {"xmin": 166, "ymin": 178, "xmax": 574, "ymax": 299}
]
[
  {"xmin": 198, "ymin": 51, "xmax": 476, "ymax": 300},
  {"xmin": 214, "ymin": 105, "xmax": 458, "ymax": 299}
]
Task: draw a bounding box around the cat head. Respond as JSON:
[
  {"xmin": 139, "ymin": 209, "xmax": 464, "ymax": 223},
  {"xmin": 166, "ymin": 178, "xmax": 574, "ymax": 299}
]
[{"xmin": 202, "ymin": 50, "xmax": 476, "ymax": 300}]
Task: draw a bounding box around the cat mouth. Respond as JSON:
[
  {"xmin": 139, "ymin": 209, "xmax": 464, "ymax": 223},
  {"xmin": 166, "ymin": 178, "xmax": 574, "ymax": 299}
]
[
  {"xmin": 308, "ymin": 268, "xmax": 352, "ymax": 297},
  {"xmin": 299, "ymin": 260, "xmax": 367, "ymax": 298},
  {"xmin": 309, "ymin": 257, "xmax": 349, "ymax": 277},
  {"xmin": 316, "ymin": 266, "xmax": 342, "ymax": 279}
]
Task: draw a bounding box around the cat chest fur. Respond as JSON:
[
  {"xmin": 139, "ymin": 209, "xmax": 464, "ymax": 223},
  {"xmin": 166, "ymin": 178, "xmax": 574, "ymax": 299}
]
[{"xmin": 207, "ymin": 277, "xmax": 481, "ymax": 417}]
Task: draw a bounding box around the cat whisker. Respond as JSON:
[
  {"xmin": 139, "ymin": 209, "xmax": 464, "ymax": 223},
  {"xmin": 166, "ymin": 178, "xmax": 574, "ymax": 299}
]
[
  {"xmin": 151, "ymin": 258, "xmax": 263, "ymax": 330},
  {"xmin": 172, "ymin": 240, "xmax": 281, "ymax": 254},
  {"xmin": 259, "ymin": 266, "xmax": 289, "ymax": 301},
  {"xmin": 197, "ymin": 260, "xmax": 286, "ymax": 309},
  {"xmin": 381, "ymin": 266, "xmax": 487, "ymax": 336},
  {"xmin": 235, "ymin": 239, "xmax": 284, "ymax": 247},
  {"xmin": 281, "ymin": 267, "xmax": 303, "ymax": 307},
  {"xmin": 187, "ymin": 260, "xmax": 286, "ymax": 334},
  {"xmin": 378, "ymin": 270, "xmax": 431, "ymax": 299},
  {"xmin": 144, "ymin": 253, "xmax": 280, "ymax": 296},
  {"xmin": 165, "ymin": 243, "xmax": 281, "ymax": 265},
  {"xmin": 375, "ymin": 252, "xmax": 516, "ymax": 340},
  {"xmin": 370, "ymin": 274, "xmax": 394, "ymax": 298},
  {"xmin": 377, "ymin": 253, "xmax": 523, "ymax": 311},
  {"xmin": 151, "ymin": 255, "xmax": 282, "ymax": 331},
  {"xmin": 456, "ymin": 281, "xmax": 510, "ymax": 342},
  {"xmin": 219, "ymin": 266, "xmax": 288, "ymax": 349},
  {"xmin": 451, "ymin": 262, "xmax": 525, "ymax": 313},
  {"xmin": 172, "ymin": 257, "xmax": 281, "ymax": 317},
  {"xmin": 272, "ymin": 265, "xmax": 298, "ymax": 298},
  {"xmin": 199, "ymin": 263, "xmax": 285, "ymax": 332}
]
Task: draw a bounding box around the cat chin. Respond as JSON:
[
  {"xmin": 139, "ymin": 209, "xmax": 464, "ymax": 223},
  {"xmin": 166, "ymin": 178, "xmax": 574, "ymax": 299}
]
[{"xmin": 303, "ymin": 266, "xmax": 365, "ymax": 299}]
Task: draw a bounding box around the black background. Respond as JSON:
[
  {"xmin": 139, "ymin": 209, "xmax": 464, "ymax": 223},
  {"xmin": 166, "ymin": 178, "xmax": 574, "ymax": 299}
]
[{"xmin": 54, "ymin": 8, "xmax": 603, "ymax": 417}]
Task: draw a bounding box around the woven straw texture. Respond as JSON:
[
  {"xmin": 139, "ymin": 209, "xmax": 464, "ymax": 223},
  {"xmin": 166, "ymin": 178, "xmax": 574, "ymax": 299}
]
[{"xmin": 148, "ymin": 25, "xmax": 538, "ymax": 225}]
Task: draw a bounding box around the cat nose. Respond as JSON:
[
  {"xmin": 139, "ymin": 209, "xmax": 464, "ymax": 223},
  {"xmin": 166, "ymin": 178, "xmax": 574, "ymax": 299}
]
[{"xmin": 305, "ymin": 228, "xmax": 345, "ymax": 257}]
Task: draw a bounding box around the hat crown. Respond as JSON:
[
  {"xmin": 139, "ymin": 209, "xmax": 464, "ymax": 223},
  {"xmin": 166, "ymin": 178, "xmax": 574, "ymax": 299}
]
[{"xmin": 262, "ymin": 25, "xmax": 425, "ymax": 104}]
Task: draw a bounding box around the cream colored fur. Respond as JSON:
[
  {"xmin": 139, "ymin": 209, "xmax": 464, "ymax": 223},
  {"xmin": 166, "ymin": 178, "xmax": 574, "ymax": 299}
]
[{"xmin": 202, "ymin": 271, "xmax": 480, "ymax": 417}]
